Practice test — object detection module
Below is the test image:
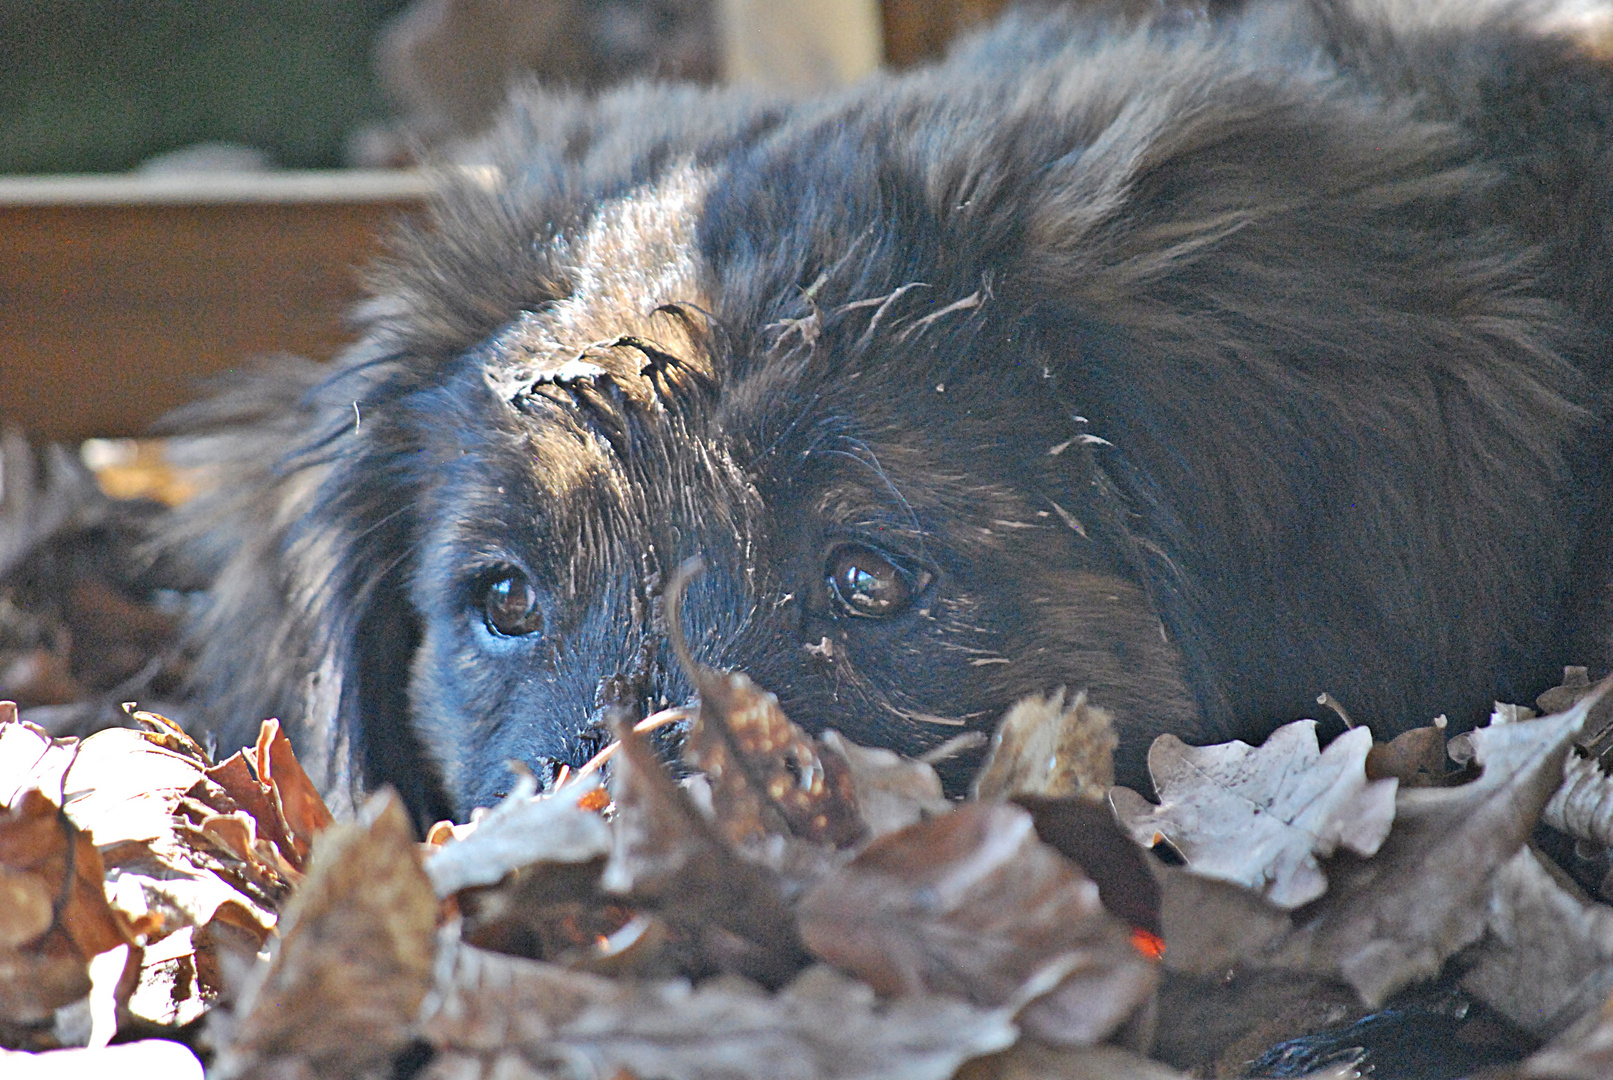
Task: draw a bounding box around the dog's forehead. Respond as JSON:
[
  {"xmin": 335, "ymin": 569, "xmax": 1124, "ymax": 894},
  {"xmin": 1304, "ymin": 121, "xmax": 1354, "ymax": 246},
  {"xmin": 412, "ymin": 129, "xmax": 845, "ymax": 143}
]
[{"xmin": 481, "ymin": 162, "xmax": 717, "ymax": 406}]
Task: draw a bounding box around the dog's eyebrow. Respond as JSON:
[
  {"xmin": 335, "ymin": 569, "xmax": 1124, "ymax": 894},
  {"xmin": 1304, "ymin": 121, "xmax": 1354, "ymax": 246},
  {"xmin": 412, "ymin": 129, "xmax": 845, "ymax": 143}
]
[{"xmin": 816, "ymin": 435, "xmax": 926, "ymax": 555}]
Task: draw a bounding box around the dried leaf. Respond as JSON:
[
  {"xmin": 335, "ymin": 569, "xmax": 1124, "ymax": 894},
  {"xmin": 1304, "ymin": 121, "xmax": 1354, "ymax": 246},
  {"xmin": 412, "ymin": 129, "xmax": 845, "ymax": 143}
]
[
  {"xmin": 956, "ymin": 1041, "xmax": 1193, "ymax": 1080},
  {"xmin": 683, "ymin": 667, "xmax": 865, "ymax": 849},
  {"xmin": 419, "ymin": 939, "xmax": 1019, "ymax": 1080},
  {"xmin": 797, "ymin": 801, "xmax": 1156, "ymax": 1046},
  {"xmin": 1110, "ymin": 722, "xmax": 1397, "ymax": 909},
  {"xmin": 667, "ymin": 559, "xmax": 864, "ymax": 850},
  {"xmin": 1521, "ymin": 991, "xmax": 1613, "ymax": 1079},
  {"xmin": 1539, "ymin": 666, "xmax": 1596, "ymax": 717},
  {"xmin": 0, "ymin": 709, "xmax": 78, "ymax": 804},
  {"xmin": 820, "ymin": 730, "xmax": 950, "ymax": 839},
  {"xmin": 212, "ymin": 789, "xmax": 437, "ymax": 1080},
  {"xmin": 203, "ymin": 717, "xmax": 336, "ymax": 872},
  {"xmin": 1365, "ymin": 717, "xmax": 1453, "ymax": 786},
  {"xmin": 1013, "ymin": 795, "xmax": 1161, "ymax": 936},
  {"xmin": 0, "ymin": 788, "xmax": 131, "ymax": 1026},
  {"xmin": 1461, "ymin": 847, "xmax": 1613, "ymax": 1039},
  {"xmin": 1153, "ymin": 865, "xmax": 1291, "ymax": 977},
  {"xmin": 1152, "ymin": 969, "xmax": 1363, "ymax": 1078},
  {"xmin": 972, "ymin": 688, "xmax": 1117, "ymax": 802},
  {"xmin": 1544, "ymin": 752, "xmax": 1613, "ymax": 848},
  {"xmin": 424, "ymin": 775, "xmax": 611, "ymax": 898},
  {"xmin": 0, "ymin": 1038, "xmax": 205, "ymax": 1079},
  {"xmin": 1272, "ymin": 700, "xmax": 1593, "ymax": 1006},
  {"xmin": 601, "ymin": 711, "xmax": 807, "ymax": 986}
]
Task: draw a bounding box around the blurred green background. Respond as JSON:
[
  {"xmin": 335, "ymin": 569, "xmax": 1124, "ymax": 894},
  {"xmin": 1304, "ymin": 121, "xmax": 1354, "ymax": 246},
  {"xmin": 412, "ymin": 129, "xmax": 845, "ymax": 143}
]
[{"xmin": 0, "ymin": 0, "xmax": 411, "ymax": 174}]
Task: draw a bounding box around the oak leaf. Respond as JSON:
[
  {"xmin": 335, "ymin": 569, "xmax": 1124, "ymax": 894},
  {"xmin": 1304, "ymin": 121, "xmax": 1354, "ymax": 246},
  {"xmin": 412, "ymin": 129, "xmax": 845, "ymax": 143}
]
[{"xmin": 1110, "ymin": 722, "xmax": 1397, "ymax": 909}]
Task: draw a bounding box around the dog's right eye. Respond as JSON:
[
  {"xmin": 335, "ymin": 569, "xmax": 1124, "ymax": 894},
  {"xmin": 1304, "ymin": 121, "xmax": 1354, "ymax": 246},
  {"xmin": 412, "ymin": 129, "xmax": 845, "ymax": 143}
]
[{"xmin": 479, "ymin": 570, "xmax": 544, "ymax": 637}]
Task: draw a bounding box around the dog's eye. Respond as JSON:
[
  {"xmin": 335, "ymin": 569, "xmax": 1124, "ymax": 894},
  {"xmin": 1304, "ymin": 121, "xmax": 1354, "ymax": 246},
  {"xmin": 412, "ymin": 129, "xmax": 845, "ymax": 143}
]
[
  {"xmin": 480, "ymin": 570, "xmax": 544, "ymax": 637},
  {"xmin": 826, "ymin": 544, "xmax": 927, "ymax": 618}
]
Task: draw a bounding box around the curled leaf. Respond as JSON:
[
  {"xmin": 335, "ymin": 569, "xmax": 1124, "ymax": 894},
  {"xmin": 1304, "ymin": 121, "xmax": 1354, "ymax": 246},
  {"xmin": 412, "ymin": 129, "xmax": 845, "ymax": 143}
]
[{"xmin": 972, "ymin": 688, "xmax": 1117, "ymax": 802}]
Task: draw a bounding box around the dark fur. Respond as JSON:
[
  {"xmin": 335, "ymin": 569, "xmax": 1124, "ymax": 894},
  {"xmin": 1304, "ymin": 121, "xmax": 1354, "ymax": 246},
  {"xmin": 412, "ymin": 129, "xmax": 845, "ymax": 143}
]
[{"xmin": 167, "ymin": 0, "xmax": 1613, "ymax": 823}]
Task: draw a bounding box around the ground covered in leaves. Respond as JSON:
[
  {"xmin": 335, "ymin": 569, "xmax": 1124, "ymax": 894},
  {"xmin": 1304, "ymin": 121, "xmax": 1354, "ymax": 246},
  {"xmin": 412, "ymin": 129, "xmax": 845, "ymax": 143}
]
[
  {"xmin": 6, "ymin": 650, "xmax": 1613, "ymax": 1078},
  {"xmin": 8, "ymin": 442, "xmax": 1613, "ymax": 1078}
]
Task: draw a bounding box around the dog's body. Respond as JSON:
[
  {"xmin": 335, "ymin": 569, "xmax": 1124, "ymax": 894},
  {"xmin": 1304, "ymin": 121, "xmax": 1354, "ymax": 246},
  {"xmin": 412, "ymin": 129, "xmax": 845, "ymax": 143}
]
[{"xmin": 170, "ymin": 0, "xmax": 1613, "ymax": 823}]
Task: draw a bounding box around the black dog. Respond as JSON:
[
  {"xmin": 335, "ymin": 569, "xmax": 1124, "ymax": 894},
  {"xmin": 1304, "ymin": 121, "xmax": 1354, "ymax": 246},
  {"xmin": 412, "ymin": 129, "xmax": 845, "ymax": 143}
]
[{"xmin": 168, "ymin": 0, "xmax": 1613, "ymax": 825}]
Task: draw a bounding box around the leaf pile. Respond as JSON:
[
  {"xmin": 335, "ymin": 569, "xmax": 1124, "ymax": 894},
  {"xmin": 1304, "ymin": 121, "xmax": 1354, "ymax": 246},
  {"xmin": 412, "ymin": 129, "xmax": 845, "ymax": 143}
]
[{"xmin": 9, "ymin": 662, "xmax": 1613, "ymax": 1078}]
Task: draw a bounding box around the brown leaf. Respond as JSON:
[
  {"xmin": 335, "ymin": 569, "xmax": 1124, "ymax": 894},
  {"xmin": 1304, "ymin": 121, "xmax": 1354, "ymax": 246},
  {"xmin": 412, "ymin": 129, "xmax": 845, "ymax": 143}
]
[
  {"xmin": 600, "ymin": 711, "xmax": 807, "ymax": 986},
  {"xmin": 211, "ymin": 789, "xmax": 437, "ymax": 1080},
  {"xmin": 667, "ymin": 559, "xmax": 864, "ymax": 850},
  {"xmin": 1153, "ymin": 969, "xmax": 1363, "ymax": 1079},
  {"xmin": 0, "ymin": 788, "xmax": 132, "ymax": 1026},
  {"xmin": 1272, "ymin": 698, "xmax": 1594, "ymax": 1006},
  {"xmin": 418, "ymin": 939, "xmax": 1020, "ymax": 1080},
  {"xmin": 1365, "ymin": 717, "xmax": 1453, "ymax": 786},
  {"xmin": 683, "ymin": 667, "xmax": 865, "ymax": 849},
  {"xmin": 61, "ymin": 722, "xmax": 279, "ymax": 1024},
  {"xmin": 1110, "ymin": 722, "xmax": 1397, "ymax": 909},
  {"xmin": 1013, "ymin": 794, "xmax": 1160, "ymax": 936},
  {"xmin": 972, "ymin": 688, "xmax": 1117, "ymax": 802},
  {"xmin": 202, "ymin": 718, "xmax": 336, "ymax": 873},
  {"xmin": 257, "ymin": 717, "xmax": 335, "ymax": 859},
  {"xmin": 797, "ymin": 801, "xmax": 1157, "ymax": 1046},
  {"xmin": 1461, "ymin": 847, "xmax": 1613, "ymax": 1039}
]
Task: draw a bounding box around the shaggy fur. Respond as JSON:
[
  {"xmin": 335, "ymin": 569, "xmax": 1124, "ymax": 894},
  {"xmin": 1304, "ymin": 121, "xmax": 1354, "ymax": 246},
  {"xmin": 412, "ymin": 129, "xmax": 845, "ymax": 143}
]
[{"xmin": 167, "ymin": 0, "xmax": 1613, "ymax": 824}]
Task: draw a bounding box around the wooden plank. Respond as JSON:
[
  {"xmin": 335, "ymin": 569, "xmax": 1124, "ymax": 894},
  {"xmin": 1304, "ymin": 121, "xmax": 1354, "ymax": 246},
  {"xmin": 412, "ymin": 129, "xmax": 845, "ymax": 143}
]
[
  {"xmin": 0, "ymin": 187, "xmax": 425, "ymax": 442},
  {"xmin": 880, "ymin": 0, "xmax": 1011, "ymax": 67}
]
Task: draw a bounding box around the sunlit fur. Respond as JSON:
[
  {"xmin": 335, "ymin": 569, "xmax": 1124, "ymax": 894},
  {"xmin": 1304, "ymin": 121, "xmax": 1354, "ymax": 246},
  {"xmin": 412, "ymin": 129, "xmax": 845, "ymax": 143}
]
[{"xmin": 167, "ymin": 0, "xmax": 1613, "ymax": 824}]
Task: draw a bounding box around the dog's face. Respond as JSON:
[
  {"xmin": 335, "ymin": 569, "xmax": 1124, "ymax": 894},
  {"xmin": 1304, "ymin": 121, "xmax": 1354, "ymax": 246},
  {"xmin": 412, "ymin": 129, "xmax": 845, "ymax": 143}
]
[{"xmin": 370, "ymin": 162, "xmax": 1201, "ymax": 816}]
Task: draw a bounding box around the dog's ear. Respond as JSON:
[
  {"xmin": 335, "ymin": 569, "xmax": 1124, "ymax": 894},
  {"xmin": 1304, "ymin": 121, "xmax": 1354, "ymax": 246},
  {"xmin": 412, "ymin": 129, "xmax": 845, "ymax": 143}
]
[{"xmin": 160, "ymin": 351, "xmax": 454, "ymax": 828}]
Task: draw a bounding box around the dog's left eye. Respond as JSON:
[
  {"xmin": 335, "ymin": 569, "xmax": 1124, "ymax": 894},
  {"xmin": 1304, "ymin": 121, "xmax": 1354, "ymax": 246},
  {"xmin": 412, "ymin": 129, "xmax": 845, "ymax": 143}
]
[
  {"xmin": 479, "ymin": 570, "xmax": 544, "ymax": 637},
  {"xmin": 826, "ymin": 544, "xmax": 929, "ymax": 618}
]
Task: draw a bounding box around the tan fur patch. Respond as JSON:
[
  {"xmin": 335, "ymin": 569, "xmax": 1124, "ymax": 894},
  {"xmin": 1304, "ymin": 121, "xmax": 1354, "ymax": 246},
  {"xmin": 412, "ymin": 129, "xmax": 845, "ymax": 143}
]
[{"xmin": 482, "ymin": 162, "xmax": 715, "ymax": 408}]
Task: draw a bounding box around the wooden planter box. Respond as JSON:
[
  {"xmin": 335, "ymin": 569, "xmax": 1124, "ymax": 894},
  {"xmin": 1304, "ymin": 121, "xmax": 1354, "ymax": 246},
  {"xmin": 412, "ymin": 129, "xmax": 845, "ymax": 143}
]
[{"xmin": 0, "ymin": 171, "xmax": 430, "ymax": 443}]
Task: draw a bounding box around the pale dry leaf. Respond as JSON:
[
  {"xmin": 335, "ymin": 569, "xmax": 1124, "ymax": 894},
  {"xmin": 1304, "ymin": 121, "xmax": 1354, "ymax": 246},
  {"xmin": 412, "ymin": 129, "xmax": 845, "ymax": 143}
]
[
  {"xmin": 0, "ymin": 711, "xmax": 77, "ymax": 804},
  {"xmin": 1461, "ymin": 846, "xmax": 1613, "ymax": 1039},
  {"xmin": 1271, "ymin": 700, "xmax": 1593, "ymax": 1007},
  {"xmin": 796, "ymin": 801, "xmax": 1157, "ymax": 1046},
  {"xmin": 1110, "ymin": 722, "xmax": 1397, "ymax": 909},
  {"xmin": 0, "ymin": 1038, "xmax": 205, "ymax": 1079},
  {"xmin": 211, "ymin": 789, "xmax": 437, "ymax": 1080},
  {"xmin": 1543, "ymin": 752, "xmax": 1613, "ymax": 848},
  {"xmin": 820, "ymin": 730, "xmax": 950, "ymax": 839},
  {"xmin": 1153, "ymin": 864, "xmax": 1291, "ymax": 977},
  {"xmin": 419, "ymin": 937, "xmax": 1019, "ymax": 1080},
  {"xmin": 972, "ymin": 688, "xmax": 1117, "ymax": 802},
  {"xmin": 424, "ymin": 775, "xmax": 610, "ymax": 898}
]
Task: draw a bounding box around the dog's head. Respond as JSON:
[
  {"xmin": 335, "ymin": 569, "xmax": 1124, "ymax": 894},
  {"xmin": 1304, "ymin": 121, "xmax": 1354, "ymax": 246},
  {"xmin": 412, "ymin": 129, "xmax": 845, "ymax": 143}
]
[{"xmin": 321, "ymin": 146, "xmax": 1202, "ymax": 818}]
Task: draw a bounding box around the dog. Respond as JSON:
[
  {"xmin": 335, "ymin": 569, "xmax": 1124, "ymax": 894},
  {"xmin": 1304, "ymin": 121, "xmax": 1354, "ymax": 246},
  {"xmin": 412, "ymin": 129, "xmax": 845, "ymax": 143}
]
[{"xmin": 166, "ymin": 0, "xmax": 1613, "ymax": 825}]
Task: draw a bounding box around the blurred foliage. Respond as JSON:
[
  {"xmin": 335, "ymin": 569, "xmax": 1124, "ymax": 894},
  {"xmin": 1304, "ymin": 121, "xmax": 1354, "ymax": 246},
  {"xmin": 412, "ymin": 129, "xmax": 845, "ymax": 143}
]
[{"xmin": 0, "ymin": 0, "xmax": 412, "ymax": 174}]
